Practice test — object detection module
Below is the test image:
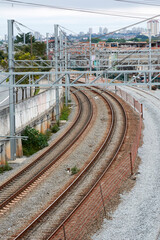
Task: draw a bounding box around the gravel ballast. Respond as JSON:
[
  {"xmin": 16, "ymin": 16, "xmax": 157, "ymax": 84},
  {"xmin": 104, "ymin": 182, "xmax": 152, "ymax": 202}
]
[
  {"xmin": 0, "ymin": 90, "xmax": 110, "ymax": 239},
  {"xmin": 92, "ymin": 87, "xmax": 160, "ymax": 240}
]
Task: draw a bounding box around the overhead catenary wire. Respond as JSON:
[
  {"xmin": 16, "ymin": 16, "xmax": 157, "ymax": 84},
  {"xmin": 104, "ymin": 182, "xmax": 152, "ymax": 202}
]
[
  {"xmin": 0, "ymin": 0, "xmax": 152, "ymax": 20},
  {"xmin": 115, "ymin": 0, "xmax": 160, "ymax": 7}
]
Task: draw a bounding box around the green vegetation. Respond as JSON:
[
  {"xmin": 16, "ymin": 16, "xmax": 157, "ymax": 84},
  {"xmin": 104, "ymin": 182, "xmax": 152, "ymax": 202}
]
[
  {"xmin": 21, "ymin": 98, "xmax": 71, "ymax": 156},
  {"xmin": 0, "ymin": 162, "xmax": 12, "ymax": 174},
  {"xmin": 34, "ymin": 87, "xmax": 40, "ymax": 96},
  {"xmin": 14, "ymin": 32, "xmax": 35, "ymax": 44},
  {"xmin": 91, "ymin": 38, "xmax": 101, "ymax": 43},
  {"xmin": 51, "ymin": 123, "xmax": 60, "ymax": 133},
  {"xmin": 71, "ymin": 166, "xmax": 80, "ymax": 175},
  {"xmin": 106, "ymin": 38, "xmax": 126, "ymax": 43},
  {"xmin": 60, "ymin": 104, "xmax": 71, "ymax": 121},
  {"xmin": 22, "ymin": 126, "xmax": 49, "ymax": 156}
]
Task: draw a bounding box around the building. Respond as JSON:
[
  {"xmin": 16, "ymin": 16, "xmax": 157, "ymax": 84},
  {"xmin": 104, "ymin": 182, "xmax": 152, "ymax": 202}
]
[
  {"xmin": 88, "ymin": 28, "xmax": 92, "ymax": 34},
  {"xmin": 99, "ymin": 27, "xmax": 103, "ymax": 35},
  {"xmin": 103, "ymin": 28, "xmax": 108, "ymax": 34},
  {"xmin": 147, "ymin": 20, "xmax": 159, "ymax": 36}
]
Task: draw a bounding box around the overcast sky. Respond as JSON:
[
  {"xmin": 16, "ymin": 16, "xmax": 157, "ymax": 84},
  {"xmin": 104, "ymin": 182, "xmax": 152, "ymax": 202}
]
[{"xmin": 0, "ymin": 0, "xmax": 160, "ymax": 39}]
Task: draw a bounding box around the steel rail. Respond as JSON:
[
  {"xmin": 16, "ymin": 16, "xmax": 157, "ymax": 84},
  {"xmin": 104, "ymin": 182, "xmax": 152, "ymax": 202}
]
[
  {"xmin": 13, "ymin": 88, "xmax": 127, "ymax": 240},
  {"xmin": 46, "ymin": 88, "xmax": 128, "ymax": 240},
  {"xmin": 0, "ymin": 88, "xmax": 93, "ymax": 211}
]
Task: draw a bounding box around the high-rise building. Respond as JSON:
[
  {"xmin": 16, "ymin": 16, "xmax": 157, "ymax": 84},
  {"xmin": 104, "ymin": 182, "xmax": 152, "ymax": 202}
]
[
  {"xmin": 99, "ymin": 27, "xmax": 103, "ymax": 35},
  {"xmin": 88, "ymin": 28, "xmax": 92, "ymax": 34},
  {"xmin": 103, "ymin": 28, "xmax": 108, "ymax": 34},
  {"xmin": 147, "ymin": 20, "xmax": 159, "ymax": 36}
]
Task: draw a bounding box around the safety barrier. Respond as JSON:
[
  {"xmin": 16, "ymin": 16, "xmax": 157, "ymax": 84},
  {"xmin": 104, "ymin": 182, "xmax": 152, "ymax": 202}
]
[{"xmin": 51, "ymin": 87, "xmax": 143, "ymax": 240}]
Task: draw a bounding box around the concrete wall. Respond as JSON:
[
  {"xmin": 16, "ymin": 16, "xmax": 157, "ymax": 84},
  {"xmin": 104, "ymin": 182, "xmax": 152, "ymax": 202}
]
[{"xmin": 0, "ymin": 86, "xmax": 64, "ymax": 163}]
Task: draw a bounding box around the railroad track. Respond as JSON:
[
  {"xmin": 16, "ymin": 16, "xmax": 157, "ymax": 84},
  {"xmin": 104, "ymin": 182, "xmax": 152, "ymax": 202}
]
[
  {"xmin": 12, "ymin": 88, "xmax": 128, "ymax": 240},
  {"xmin": 0, "ymin": 87, "xmax": 93, "ymax": 214}
]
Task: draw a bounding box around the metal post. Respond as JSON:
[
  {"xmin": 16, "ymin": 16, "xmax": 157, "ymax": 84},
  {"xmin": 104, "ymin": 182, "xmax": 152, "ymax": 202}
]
[
  {"xmin": 8, "ymin": 19, "xmax": 16, "ymax": 160},
  {"xmin": 54, "ymin": 24, "xmax": 59, "ymax": 122},
  {"xmin": 46, "ymin": 33, "xmax": 49, "ymax": 59},
  {"xmin": 130, "ymin": 152, "xmax": 133, "ymax": 176},
  {"xmin": 30, "ymin": 34, "xmax": 33, "ymax": 56},
  {"xmin": 63, "ymin": 224, "xmax": 67, "ymax": 240},
  {"xmin": 89, "ymin": 32, "xmax": 92, "ymax": 73},
  {"xmin": 23, "ymin": 33, "xmax": 25, "ymax": 45},
  {"xmin": 65, "ymin": 37, "xmax": 68, "ymax": 106},
  {"xmin": 99, "ymin": 183, "xmax": 106, "ymax": 216},
  {"xmin": 60, "ymin": 31, "xmax": 63, "ymax": 72},
  {"xmin": 149, "ymin": 29, "xmax": 152, "ymax": 90}
]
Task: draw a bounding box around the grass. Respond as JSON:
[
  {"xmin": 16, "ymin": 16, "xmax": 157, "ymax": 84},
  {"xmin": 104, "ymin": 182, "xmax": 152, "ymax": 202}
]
[
  {"xmin": 51, "ymin": 123, "xmax": 60, "ymax": 133},
  {"xmin": 34, "ymin": 87, "xmax": 40, "ymax": 96},
  {"xmin": 60, "ymin": 104, "xmax": 71, "ymax": 121},
  {"xmin": 0, "ymin": 162, "xmax": 12, "ymax": 174},
  {"xmin": 71, "ymin": 166, "xmax": 80, "ymax": 175}
]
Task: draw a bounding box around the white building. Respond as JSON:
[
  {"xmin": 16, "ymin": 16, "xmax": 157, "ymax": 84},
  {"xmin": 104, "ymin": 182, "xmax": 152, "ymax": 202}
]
[
  {"xmin": 103, "ymin": 28, "xmax": 108, "ymax": 34},
  {"xmin": 99, "ymin": 27, "xmax": 103, "ymax": 35},
  {"xmin": 88, "ymin": 28, "xmax": 92, "ymax": 34},
  {"xmin": 147, "ymin": 20, "xmax": 159, "ymax": 36}
]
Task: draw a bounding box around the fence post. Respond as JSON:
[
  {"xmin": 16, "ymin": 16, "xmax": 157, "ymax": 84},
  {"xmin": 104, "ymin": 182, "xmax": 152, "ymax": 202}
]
[
  {"xmin": 99, "ymin": 183, "xmax": 106, "ymax": 217},
  {"xmin": 141, "ymin": 104, "xmax": 143, "ymax": 118},
  {"xmin": 63, "ymin": 224, "xmax": 67, "ymax": 240},
  {"xmin": 130, "ymin": 152, "xmax": 133, "ymax": 176}
]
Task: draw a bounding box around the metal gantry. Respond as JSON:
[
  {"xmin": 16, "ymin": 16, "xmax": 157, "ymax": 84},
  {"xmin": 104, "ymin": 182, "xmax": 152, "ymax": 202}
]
[{"xmin": 1, "ymin": 19, "xmax": 160, "ymax": 160}]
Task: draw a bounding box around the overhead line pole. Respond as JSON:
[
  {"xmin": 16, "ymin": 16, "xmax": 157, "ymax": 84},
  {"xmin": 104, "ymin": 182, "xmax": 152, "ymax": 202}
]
[
  {"xmin": 65, "ymin": 37, "xmax": 69, "ymax": 106},
  {"xmin": 54, "ymin": 24, "xmax": 60, "ymax": 121},
  {"xmin": 8, "ymin": 19, "xmax": 16, "ymax": 160},
  {"xmin": 148, "ymin": 29, "xmax": 152, "ymax": 90},
  {"xmin": 46, "ymin": 33, "xmax": 49, "ymax": 59}
]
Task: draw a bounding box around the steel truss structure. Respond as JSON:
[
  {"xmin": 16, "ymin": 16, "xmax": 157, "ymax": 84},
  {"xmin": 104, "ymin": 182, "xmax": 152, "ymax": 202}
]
[{"xmin": 0, "ymin": 21, "xmax": 160, "ymax": 160}]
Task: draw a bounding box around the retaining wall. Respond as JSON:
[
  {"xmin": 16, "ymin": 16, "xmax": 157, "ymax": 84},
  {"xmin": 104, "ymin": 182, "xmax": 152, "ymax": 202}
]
[{"xmin": 0, "ymin": 87, "xmax": 63, "ymax": 163}]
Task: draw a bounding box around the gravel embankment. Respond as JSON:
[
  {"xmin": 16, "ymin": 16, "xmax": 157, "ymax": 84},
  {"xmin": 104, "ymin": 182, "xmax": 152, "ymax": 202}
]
[
  {"xmin": 92, "ymin": 87, "xmax": 160, "ymax": 240},
  {"xmin": 0, "ymin": 90, "xmax": 110, "ymax": 239}
]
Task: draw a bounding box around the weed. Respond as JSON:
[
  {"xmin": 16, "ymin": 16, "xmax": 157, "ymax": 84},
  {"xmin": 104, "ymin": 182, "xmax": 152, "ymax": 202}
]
[
  {"xmin": 0, "ymin": 162, "xmax": 12, "ymax": 174},
  {"xmin": 60, "ymin": 105, "xmax": 71, "ymax": 121},
  {"xmin": 22, "ymin": 126, "xmax": 49, "ymax": 156},
  {"xmin": 71, "ymin": 166, "xmax": 80, "ymax": 175},
  {"xmin": 51, "ymin": 124, "xmax": 60, "ymax": 133}
]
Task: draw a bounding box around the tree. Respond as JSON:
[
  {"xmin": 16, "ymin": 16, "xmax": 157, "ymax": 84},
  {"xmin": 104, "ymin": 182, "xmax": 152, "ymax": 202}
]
[
  {"xmin": 15, "ymin": 32, "xmax": 35, "ymax": 44},
  {"xmin": 91, "ymin": 38, "xmax": 101, "ymax": 43}
]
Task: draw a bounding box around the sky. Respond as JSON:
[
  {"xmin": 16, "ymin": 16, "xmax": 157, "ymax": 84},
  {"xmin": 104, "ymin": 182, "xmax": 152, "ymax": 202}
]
[{"xmin": 0, "ymin": 0, "xmax": 160, "ymax": 39}]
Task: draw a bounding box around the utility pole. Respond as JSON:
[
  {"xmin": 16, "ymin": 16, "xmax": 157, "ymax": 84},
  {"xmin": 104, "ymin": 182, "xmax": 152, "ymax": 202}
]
[
  {"xmin": 60, "ymin": 31, "xmax": 63, "ymax": 72},
  {"xmin": 30, "ymin": 34, "xmax": 33, "ymax": 56},
  {"xmin": 23, "ymin": 33, "xmax": 25, "ymax": 45},
  {"xmin": 149, "ymin": 29, "xmax": 152, "ymax": 90},
  {"xmin": 54, "ymin": 24, "xmax": 59, "ymax": 121},
  {"xmin": 89, "ymin": 32, "xmax": 92, "ymax": 73},
  {"xmin": 65, "ymin": 37, "xmax": 69, "ymax": 106},
  {"xmin": 8, "ymin": 19, "xmax": 16, "ymax": 160},
  {"xmin": 46, "ymin": 33, "xmax": 49, "ymax": 59}
]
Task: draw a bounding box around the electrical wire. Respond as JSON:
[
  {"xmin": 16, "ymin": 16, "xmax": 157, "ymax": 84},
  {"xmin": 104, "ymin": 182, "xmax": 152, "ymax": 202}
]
[
  {"xmin": 0, "ymin": 0, "xmax": 150, "ymax": 20},
  {"xmin": 115, "ymin": 0, "xmax": 160, "ymax": 7}
]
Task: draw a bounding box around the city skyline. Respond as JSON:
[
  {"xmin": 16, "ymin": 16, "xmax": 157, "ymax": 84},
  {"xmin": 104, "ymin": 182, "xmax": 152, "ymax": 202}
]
[{"xmin": 0, "ymin": 0, "xmax": 160, "ymax": 39}]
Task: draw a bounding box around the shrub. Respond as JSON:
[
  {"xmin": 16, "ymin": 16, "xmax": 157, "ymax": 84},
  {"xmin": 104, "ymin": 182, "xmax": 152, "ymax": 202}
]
[
  {"xmin": 22, "ymin": 126, "xmax": 49, "ymax": 156},
  {"xmin": 60, "ymin": 105, "xmax": 71, "ymax": 121},
  {"xmin": 0, "ymin": 162, "xmax": 12, "ymax": 174},
  {"xmin": 51, "ymin": 124, "xmax": 60, "ymax": 133},
  {"xmin": 71, "ymin": 166, "xmax": 80, "ymax": 175}
]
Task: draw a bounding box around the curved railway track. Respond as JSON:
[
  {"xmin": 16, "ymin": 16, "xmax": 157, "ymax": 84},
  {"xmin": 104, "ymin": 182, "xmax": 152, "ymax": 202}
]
[
  {"xmin": 12, "ymin": 88, "xmax": 128, "ymax": 240},
  {"xmin": 0, "ymin": 87, "xmax": 93, "ymax": 214}
]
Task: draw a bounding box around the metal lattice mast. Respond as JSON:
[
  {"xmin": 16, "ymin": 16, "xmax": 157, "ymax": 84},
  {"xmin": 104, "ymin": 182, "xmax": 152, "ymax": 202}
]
[
  {"xmin": 149, "ymin": 29, "xmax": 152, "ymax": 90},
  {"xmin": 8, "ymin": 19, "xmax": 16, "ymax": 160},
  {"xmin": 46, "ymin": 33, "xmax": 49, "ymax": 59},
  {"xmin": 65, "ymin": 37, "xmax": 69, "ymax": 106},
  {"xmin": 54, "ymin": 24, "xmax": 60, "ymax": 121}
]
